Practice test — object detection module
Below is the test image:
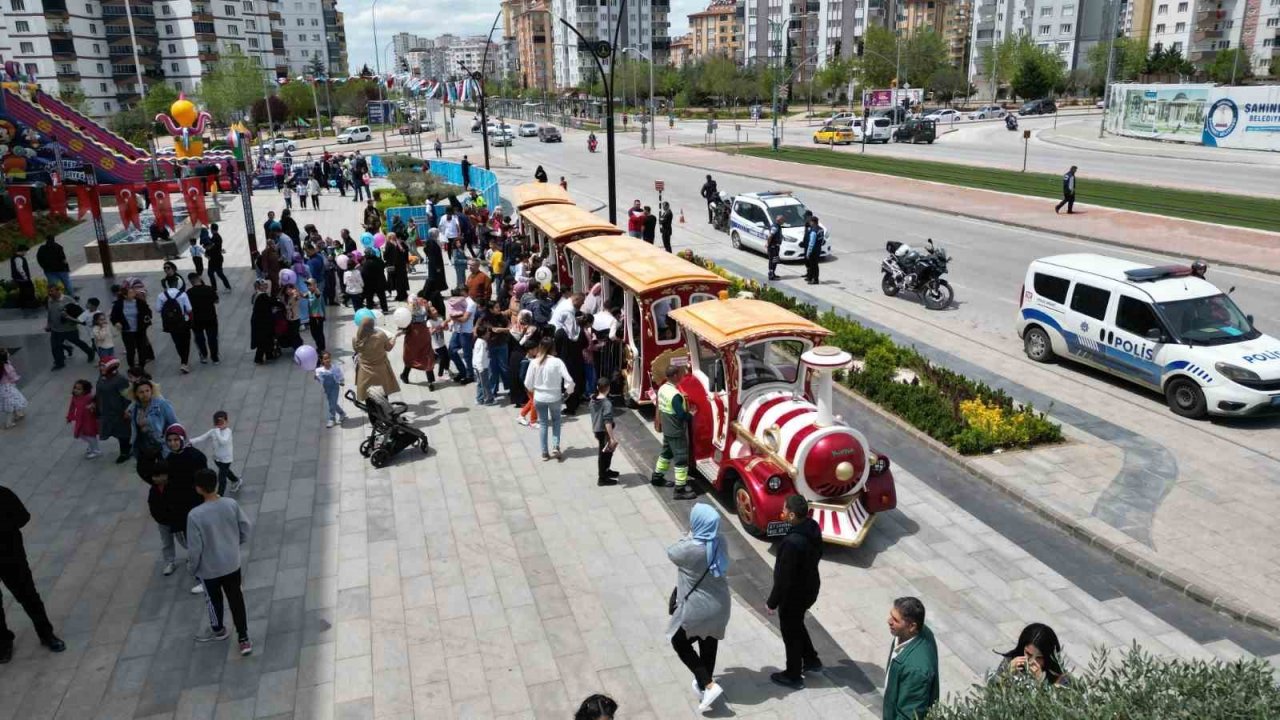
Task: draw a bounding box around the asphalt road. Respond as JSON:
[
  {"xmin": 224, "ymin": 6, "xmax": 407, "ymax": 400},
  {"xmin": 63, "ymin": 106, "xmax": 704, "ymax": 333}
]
[{"xmin": 480, "ymin": 123, "xmax": 1280, "ymax": 460}]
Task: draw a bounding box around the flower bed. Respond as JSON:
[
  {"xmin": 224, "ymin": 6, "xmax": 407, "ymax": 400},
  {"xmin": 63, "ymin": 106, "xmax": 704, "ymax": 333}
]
[
  {"xmin": 678, "ymin": 251, "xmax": 1063, "ymax": 455},
  {"xmin": 0, "ymin": 213, "xmax": 80, "ymax": 262}
]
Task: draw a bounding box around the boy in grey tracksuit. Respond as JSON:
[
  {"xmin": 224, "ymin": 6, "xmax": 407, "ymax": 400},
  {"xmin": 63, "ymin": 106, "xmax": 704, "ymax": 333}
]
[{"xmin": 187, "ymin": 468, "xmax": 254, "ymax": 655}]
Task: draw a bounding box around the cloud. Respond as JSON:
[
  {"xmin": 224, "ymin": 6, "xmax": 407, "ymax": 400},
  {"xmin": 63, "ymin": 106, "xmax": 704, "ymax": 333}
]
[{"xmin": 343, "ymin": 0, "xmax": 704, "ymax": 75}]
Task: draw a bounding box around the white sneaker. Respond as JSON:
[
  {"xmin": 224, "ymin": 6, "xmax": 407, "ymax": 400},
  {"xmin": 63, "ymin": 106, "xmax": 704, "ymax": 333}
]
[
  {"xmin": 86, "ymin": 451, "xmax": 102, "ymax": 459},
  {"xmin": 162, "ymin": 562, "xmax": 177, "ymax": 576},
  {"xmin": 325, "ymin": 420, "xmax": 335, "ymax": 428},
  {"xmin": 228, "ymin": 481, "xmax": 242, "ymax": 495},
  {"xmin": 191, "ymin": 583, "xmax": 205, "ymax": 595},
  {"xmin": 698, "ymin": 683, "xmax": 724, "ymax": 712},
  {"xmin": 531, "ymin": 422, "xmax": 540, "ymax": 429},
  {"xmin": 691, "ymin": 678, "xmax": 702, "ymax": 699},
  {"xmin": 517, "ymin": 417, "xmax": 529, "ymax": 426}
]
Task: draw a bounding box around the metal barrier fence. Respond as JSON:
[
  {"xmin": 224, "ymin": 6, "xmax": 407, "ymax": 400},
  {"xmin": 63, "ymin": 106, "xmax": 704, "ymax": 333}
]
[
  {"xmin": 377, "ymin": 158, "xmax": 501, "ymax": 232},
  {"xmin": 369, "ymin": 155, "xmax": 389, "ymax": 178}
]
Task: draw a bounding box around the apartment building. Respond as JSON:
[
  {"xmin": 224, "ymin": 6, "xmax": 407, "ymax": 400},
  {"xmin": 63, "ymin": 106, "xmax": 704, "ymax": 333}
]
[
  {"xmin": 1147, "ymin": 0, "xmax": 1278, "ymax": 74},
  {"xmin": 689, "ymin": 0, "xmax": 743, "ymax": 61},
  {"xmin": 393, "ymin": 31, "xmax": 428, "ymax": 72},
  {"xmin": 279, "ymin": 0, "xmax": 334, "ymax": 76},
  {"xmin": 899, "ymin": 0, "xmax": 950, "ymax": 36},
  {"xmin": 513, "ymin": 0, "xmax": 555, "ymax": 93},
  {"xmin": 552, "ymin": 0, "xmax": 671, "ymax": 89},
  {"xmin": 944, "ymin": 0, "xmax": 972, "ymax": 66},
  {"xmin": 0, "ymin": 0, "xmax": 289, "ymax": 119},
  {"xmin": 669, "ymin": 33, "xmax": 694, "ymax": 66},
  {"xmin": 444, "ymin": 34, "xmax": 501, "ymax": 79}
]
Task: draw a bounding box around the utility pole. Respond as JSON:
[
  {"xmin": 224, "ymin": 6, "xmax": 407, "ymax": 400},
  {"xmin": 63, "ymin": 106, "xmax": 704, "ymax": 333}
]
[
  {"xmin": 1098, "ymin": 0, "xmax": 1118, "ymax": 138},
  {"xmin": 559, "ymin": 0, "xmax": 626, "ymax": 223}
]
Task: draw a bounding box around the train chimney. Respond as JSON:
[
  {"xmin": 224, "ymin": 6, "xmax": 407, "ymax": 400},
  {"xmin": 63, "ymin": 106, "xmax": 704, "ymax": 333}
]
[{"xmin": 800, "ymin": 345, "xmax": 853, "ymax": 427}]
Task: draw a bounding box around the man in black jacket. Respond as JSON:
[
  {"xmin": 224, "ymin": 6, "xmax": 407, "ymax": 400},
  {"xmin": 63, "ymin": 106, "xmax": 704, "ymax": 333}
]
[
  {"xmin": 461, "ymin": 155, "xmax": 472, "ymax": 190},
  {"xmin": 0, "ymin": 485, "xmax": 66, "ymax": 663},
  {"xmin": 35, "ymin": 234, "xmax": 74, "ymax": 297},
  {"xmin": 766, "ymin": 494, "xmax": 823, "ymax": 689},
  {"xmin": 186, "ymin": 273, "xmax": 220, "ymax": 364},
  {"xmin": 699, "ymin": 175, "xmax": 718, "ymax": 224},
  {"xmin": 1055, "ymin": 165, "xmax": 1077, "ymax": 214},
  {"xmin": 766, "ymin": 215, "xmax": 784, "ymax": 281}
]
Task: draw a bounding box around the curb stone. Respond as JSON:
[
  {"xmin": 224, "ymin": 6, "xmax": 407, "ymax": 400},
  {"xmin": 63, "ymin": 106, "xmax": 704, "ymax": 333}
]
[{"xmin": 829, "ymin": 377, "xmax": 1280, "ymax": 635}]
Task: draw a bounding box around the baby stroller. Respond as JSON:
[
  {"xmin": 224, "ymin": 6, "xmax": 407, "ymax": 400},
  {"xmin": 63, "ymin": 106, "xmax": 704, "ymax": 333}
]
[{"xmin": 346, "ymin": 387, "xmax": 430, "ymax": 468}]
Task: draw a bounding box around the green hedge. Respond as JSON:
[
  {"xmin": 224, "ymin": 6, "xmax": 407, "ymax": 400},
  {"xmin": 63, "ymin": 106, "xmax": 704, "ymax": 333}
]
[
  {"xmin": 932, "ymin": 645, "xmax": 1280, "ymax": 719},
  {"xmin": 679, "ymin": 251, "xmax": 1062, "ymax": 455},
  {"xmin": 0, "ymin": 214, "xmax": 80, "ymax": 262}
]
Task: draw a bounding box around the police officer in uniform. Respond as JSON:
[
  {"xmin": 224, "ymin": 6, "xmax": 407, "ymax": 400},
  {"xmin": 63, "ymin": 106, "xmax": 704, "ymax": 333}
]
[
  {"xmin": 767, "ymin": 215, "xmax": 784, "ymax": 281},
  {"xmin": 1055, "ymin": 165, "xmax": 1077, "ymax": 214},
  {"xmin": 652, "ymin": 363, "xmax": 698, "ymax": 500}
]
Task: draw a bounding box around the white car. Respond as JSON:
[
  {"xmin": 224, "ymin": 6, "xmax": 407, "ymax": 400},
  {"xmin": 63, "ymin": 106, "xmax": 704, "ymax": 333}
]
[
  {"xmin": 969, "ymin": 105, "xmax": 1007, "ymax": 120},
  {"xmin": 925, "ymin": 109, "xmax": 963, "ymax": 122},
  {"xmin": 490, "ymin": 130, "xmax": 515, "ymax": 147},
  {"xmin": 518, "ymin": 122, "xmax": 539, "ymax": 137},
  {"xmin": 336, "ymin": 125, "xmax": 371, "ymax": 144},
  {"xmin": 1017, "ymin": 254, "xmax": 1280, "ymax": 418},
  {"xmin": 256, "ymin": 137, "xmax": 296, "ymax": 153},
  {"xmin": 851, "ymin": 116, "xmax": 893, "ymax": 143},
  {"xmin": 828, "ymin": 111, "xmax": 858, "ymax": 125},
  {"xmin": 728, "ymin": 191, "xmax": 832, "ymax": 262}
]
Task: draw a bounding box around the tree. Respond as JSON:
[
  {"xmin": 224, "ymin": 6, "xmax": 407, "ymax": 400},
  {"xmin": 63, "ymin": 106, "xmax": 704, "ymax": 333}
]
[
  {"xmin": 979, "ymin": 36, "xmax": 1022, "ymax": 97},
  {"xmin": 903, "ymin": 30, "xmax": 948, "ymax": 89},
  {"xmin": 359, "ymin": 64, "xmax": 374, "ymax": 78},
  {"xmin": 1145, "ymin": 45, "xmax": 1194, "ymax": 75},
  {"xmin": 279, "ymin": 80, "xmax": 315, "ymax": 121},
  {"xmin": 306, "ymin": 56, "xmax": 327, "ymax": 79},
  {"xmin": 142, "ymin": 83, "xmax": 180, "ymax": 120},
  {"xmin": 199, "ymin": 50, "xmax": 270, "ymax": 125},
  {"xmin": 861, "ymin": 26, "xmax": 897, "ymax": 88},
  {"xmin": 250, "ymin": 95, "xmax": 289, "ymax": 130},
  {"xmin": 928, "ymin": 66, "xmax": 969, "ymax": 104},
  {"xmin": 57, "ymin": 86, "xmax": 91, "ymax": 114},
  {"xmin": 698, "ymin": 56, "xmax": 738, "ymax": 106},
  {"xmin": 332, "ymin": 78, "xmax": 381, "ymax": 117},
  {"xmin": 1205, "ymin": 48, "xmax": 1253, "ymax": 84},
  {"xmin": 1086, "ymin": 36, "xmax": 1146, "ymax": 94},
  {"xmin": 815, "ymin": 57, "xmax": 857, "ymax": 102},
  {"xmin": 1011, "ymin": 44, "xmax": 1063, "ymax": 100},
  {"xmin": 1271, "ymin": 55, "xmax": 1280, "ymax": 78},
  {"xmin": 109, "ymin": 106, "xmax": 153, "ymax": 147}
]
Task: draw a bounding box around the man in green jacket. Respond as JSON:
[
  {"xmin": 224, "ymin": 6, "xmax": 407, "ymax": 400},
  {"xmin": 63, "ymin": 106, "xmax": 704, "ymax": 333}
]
[{"xmin": 883, "ymin": 596, "xmax": 939, "ymax": 720}]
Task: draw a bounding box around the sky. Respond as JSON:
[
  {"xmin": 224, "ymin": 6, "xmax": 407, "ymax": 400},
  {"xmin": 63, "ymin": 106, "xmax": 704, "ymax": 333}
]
[{"xmin": 342, "ymin": 0, "xmax": 701, "ymax": 76}]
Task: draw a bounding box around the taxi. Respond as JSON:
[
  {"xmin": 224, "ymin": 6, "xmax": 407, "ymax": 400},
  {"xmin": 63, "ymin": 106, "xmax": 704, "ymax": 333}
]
[{"xmin": 812, "ymin": 124, "xmax": 855, "ymax": 145}]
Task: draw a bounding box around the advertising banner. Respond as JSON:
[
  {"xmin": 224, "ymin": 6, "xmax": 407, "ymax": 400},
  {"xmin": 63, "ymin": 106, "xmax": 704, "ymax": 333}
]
[
  {"xmin": 862, "ymin": 89, "xmax": 923, "ymax": 108},
  {"xmin": 1106, "ymin": 83, "xmax": 1280, "ymax": 152}
]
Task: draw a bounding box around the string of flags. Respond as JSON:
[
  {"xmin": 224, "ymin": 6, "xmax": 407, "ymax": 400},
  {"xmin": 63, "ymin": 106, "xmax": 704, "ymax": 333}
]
[{"xmin": 273, "ymin": 73, "xmax": 481, "ymax": 103}]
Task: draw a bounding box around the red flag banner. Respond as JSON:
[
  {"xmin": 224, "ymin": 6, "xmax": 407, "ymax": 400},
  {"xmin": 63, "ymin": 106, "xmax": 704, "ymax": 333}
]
[
  {"xmin": 147, "ymin": 182, "xmax": 175, "ymax": 230},
  {"xmin": 8, "ymin": 186, "xmax": 36, "ymax": 238},
  {"xmin": 73, "ymin": 185, "xmax": 103, "ymax": 221},
  {"xmin": 114, "ymin": 185, "xmax": 141, "ymax": 229},
  {"xmin": 46, "ymin": 183, "xmax": 68, "ymax": 218},
  {"xmin": 179, "ymin": 177, "xmax": 208, "ymax": 226}
]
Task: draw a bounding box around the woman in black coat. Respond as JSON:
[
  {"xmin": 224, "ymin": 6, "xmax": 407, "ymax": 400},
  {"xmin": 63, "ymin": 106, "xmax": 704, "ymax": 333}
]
[
  {"xmin": 250, "ymin": 280, "xmax": 277, "ymax": 364},
  {"xmin": 279, "ymin": 209, "xmax": 301, "ymax": 243},
  {"xmin": 110, "ymin": 284, "xmax": 156, "ymax": 369},
  {"xmin": 421, "ymin": 228, "xmax": 448, "ymax": 315}
]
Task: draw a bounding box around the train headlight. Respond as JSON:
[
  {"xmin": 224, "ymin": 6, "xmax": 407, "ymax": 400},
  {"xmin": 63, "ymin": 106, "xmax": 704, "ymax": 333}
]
[{"xmin": 766, "ymin": 475, "xmax": 783, "ymax": 493}]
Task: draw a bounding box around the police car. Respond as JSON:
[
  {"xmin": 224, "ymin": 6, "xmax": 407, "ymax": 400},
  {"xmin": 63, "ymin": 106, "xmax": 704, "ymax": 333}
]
[
  {"xmin": 1016, "ymin": 254, "xmax": 1280, "ymax": 418},
  {"xmin": 728, "ymin": 191, "xmax": 831, "ymax": 261}
]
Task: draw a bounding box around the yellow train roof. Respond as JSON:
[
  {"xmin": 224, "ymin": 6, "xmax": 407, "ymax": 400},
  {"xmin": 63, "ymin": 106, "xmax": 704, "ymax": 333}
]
[
  {"xmin": 569, "ymin": 236, "xmax": 730, "ymax": 295},
  {"xmin": 510, "ymin": 183, "xmax": 574, "ymax": 211},
  {"xmin": 520, "ymin": 203, "xmax": 621, "ymax": 240},
  {"xmin": 669, "ymin": 298, "xmax": 830, "ymax": 349}
]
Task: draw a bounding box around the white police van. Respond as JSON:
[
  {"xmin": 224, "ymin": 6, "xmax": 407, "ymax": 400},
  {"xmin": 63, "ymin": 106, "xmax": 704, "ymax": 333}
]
[
  {"xmin": 1016, "ymin": 254, "xmax": 1280, "ymax": 418},
  {"xmin": 728, "ymin": 191, "xmax": 832, "ymax": 261}
]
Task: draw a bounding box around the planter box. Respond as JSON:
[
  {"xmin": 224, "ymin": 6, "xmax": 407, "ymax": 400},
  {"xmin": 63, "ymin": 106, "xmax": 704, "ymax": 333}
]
[{"xmin": 82, "ymin": 220, "xmax": 199, "ymax": 264}]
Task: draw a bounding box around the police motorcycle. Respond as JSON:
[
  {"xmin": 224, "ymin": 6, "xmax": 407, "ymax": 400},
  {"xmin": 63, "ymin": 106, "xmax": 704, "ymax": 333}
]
[
  {"xmin": 881, "ymin": 239, "xmax": 954, "ymax": 310},
  {"xmin": 710, "ymin": 191, "xmax": 732, "ymax": 233},
  {"xmin": 1005, "ymin": 114, "xmax": 1019, "ymax": 131}
]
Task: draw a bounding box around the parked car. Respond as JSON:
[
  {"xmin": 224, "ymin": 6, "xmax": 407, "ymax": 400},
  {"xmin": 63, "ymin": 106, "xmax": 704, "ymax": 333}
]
[
  {"xmin": 893, "ymin": 118, "xmax": 937, "ymax": 144},
  {"xmin": 968, "ymin": 105, "xmax": 1007, "ymax": 120},
  {"xmin": 828, "ymin": 111, "xmax": 858, "ymax": 125},
  {"xmin": 812, "ymin": 124, "xmax": 856, "ymax": 145},
  {"xmin": 537, "ymin": 125, "xmax": 562, "ymax": 142},
  {"xmin": 855, "ymin": 116, "xmax": 894, "ymax": 143},
  {"xmin": 256, "ymin": 137, "xmax": 296, "ymax": 153},
  {"xmin": 397, "ymin": 124, "xmax": 422, "ymax": 135},
  {"xmin": 518, "ymin": 122, "xmax": 539, "ymax": 137},
  {"xmin": 337, "ymin": 125, "xmax": 371, "ymax": 144},
  {"xmin": 925, "ymin": 108, "xmax": 962, "ymax": 122},
  {"xmin": 1019, "ymin": 98, "xmax": 1057, "ymax": 116},
  {"xmin": 419, "ymin": 120, "xmax": 437, "ymax": 132}
]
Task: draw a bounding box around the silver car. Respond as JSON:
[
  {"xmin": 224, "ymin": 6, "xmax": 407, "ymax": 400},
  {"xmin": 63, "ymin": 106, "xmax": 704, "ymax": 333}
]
[{"xmin": 968, "ymin": 105, "xmax": 1007, "ymax": 120}]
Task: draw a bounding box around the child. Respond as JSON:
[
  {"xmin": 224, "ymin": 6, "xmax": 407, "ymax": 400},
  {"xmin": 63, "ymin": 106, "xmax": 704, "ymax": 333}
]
[
  {"xmin": 517, "ymin": 345, "xmax": 539, "ymax": 429},
  {"xmin": 92, "ymin": 312, "xmax": 117, "ymax": 360},
  {"xmin": 472, "ymin": 327, "xmax": 493, "ymax": 405},
  {"xmin": 343, "ymin": 258, "xmax": 364, "ymax": 309},
  {"xmin": 282, "ymin": 179, "xmax": 294, "ymax": 210},
  {"xmin": 190, "ymin": 236, "xmax": 205, "ymax": 277},
  {"xmin": 590, "ymin": 377, "xmax": 619, "ymax": 486},
  {"xmin": 314, "ymin": 351, "xmax": 348, "ymax": 427},
  {"xmin": 427, "ymin": 304, "xmax": 450, "ymax": 379},
  {"xmin": 307, "ymin": 176, "xmax": 321, "ymax": 210},
  {"xmin": 191, "ymin": 411, "xmax": 240, "ymax": 494},
  {"xmin": 188, "ymin": 468, "xmax": 253, "ymax": 656},
  {"xmin": 66, "ymin": 379, "xmax": 101, "ymax": 459},
  {"xmin": 296, "ymin": 177, "xmax": 308, "ymax": 210},
  {"xmin": 304, "ymin": 279, "xmax": 327, "ymax": 352},
  {"xmin": 0, "ymin": 350, "xmax": 29, "ymax": 429}
]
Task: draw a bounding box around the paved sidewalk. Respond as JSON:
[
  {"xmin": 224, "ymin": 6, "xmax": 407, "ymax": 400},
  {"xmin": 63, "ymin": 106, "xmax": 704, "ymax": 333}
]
[{"xmin": 633, "ymin": 145, "xmax": 1280, "ymax": 274}]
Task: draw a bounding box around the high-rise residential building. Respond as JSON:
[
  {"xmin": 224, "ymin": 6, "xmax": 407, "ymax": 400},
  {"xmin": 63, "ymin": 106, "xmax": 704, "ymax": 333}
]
[
  {"xmin": 944, "ymin": 0, "xmax": 973, "ymax": 67},
  {"xmin": 688, "ymin": 0, "xmax": 743, "ymax": 61},
  {"xmin": 900, "ymin": 0, "xmax": 951, "ymax": 36},
  {"xmin": 967, "ymin": 0, "xmax": 1033, "ymax": 91},
  {"xmin": 279, "ymin": 0, "xmax": 333, "ymax": 76},
  {"xmin": 443, "ymin": 34, "xmax": 501, "ymax": 79},
  {"xmin": 513, "ymin": 0, "xmax": 554, "ymax": 93},
  {"xmin": 1148, "ymin": 0, "xmax": 1278, "ymax": 73},
  {"xmin": 321, "ymin": 0, "xmax": 346, "ymax": 77},
  {"xmin": 741, "ymin": 0, "xmax": 869, "ymax": 82},
  {"xmin": 551, "ymin": 0, "xmax": 671, "ymax": 90},
  {"xmin": 669, "ymin": 33, "xmax": 694, "ymax": 66},
  {"xmin": 0, "ymin": 0, "xmax": 288, "ymax": 119},
  {"xmin": 392, "ymin": 31, "xmax": 428, "ymax": 73}
]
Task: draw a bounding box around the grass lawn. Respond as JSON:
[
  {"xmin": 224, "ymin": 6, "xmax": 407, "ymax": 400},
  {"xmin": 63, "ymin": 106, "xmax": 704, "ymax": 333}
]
[{"xmin": 733, "ymin": 145, "xmax": 1280, "ymax": 233}]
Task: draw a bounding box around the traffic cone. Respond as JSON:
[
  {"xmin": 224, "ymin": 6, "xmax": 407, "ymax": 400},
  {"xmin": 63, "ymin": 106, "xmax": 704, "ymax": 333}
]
[{"xmin": 678, "ymin": 209, "xmax": 685, "ymax": 224}]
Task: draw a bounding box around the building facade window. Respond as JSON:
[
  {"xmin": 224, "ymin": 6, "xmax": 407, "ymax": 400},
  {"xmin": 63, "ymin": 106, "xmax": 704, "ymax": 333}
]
[
  {"xmin": 19, "ymin": 42, "xmax": 34, "ymax": 54},
  {"xmin": 11, "ymin": 0, "xmax": 26, "ymax": 10},
  {"xmin": 15, "ymin": 20, "xmax": 30, "ymax": 32},
  {"xmin": 1059, "ymin": 22, "xmax": 1071, "ymax": 32},
  {"xmin": 1157, "ymin": 4, "xmax": 1167, "ymax": 13},
  {"xmin": 1176, "ymin": 1, "xmax": 1187, "ymax": 10},
  {"xmin": 1175, "ymin": 21, "xmax": 1185, "ymax": 31},
  {"xmin": 1061, "ymin": 5, "xmax": 1074, "ymax": 15},
  {"xmin": 1155, "ymin": 23, "xmax": 1165, "ymax": 32},
  {"xmin": 1038, "ymin": 23, "xmax": 1050, "ymax": 34}
]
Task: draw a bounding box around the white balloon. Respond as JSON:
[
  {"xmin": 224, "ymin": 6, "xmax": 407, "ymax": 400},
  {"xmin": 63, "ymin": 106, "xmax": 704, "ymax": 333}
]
[
  {"xmin": 534, "ymin": 266, "xmax": 552, "ymax": 285},
  {"xmin": 335, "ymin": 254, "xmax": 350, "ymax": 270},
  {"xmin": 392, "ymin": 306, "xmax": 413, "ymax": 329}
]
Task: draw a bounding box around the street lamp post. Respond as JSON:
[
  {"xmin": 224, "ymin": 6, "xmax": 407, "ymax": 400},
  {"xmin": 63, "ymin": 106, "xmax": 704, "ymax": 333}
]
[
  {"xmin": 559, "ymin": 0, "xmax": 626, "ymax": 223},
  {"xmin": 371, "ymin": 0, "xmax": 392, "ymax": 151},
  {"xmin": 623, "ymin": 46, "xmax": 655, "ymax": 149},
  {"xmin": 458, "ymin": 11, "xmax": 505, "ymax": 171},
  {"xmin": 768, "ymin": 19, "xmax": 783, "ymax": 152}
]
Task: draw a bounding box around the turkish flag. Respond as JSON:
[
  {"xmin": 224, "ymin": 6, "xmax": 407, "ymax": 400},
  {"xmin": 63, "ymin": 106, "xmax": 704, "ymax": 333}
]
[
  {"xmin": 178, "ymin": 177, "xmax": 208, "ymax": 226},
  {"xmin": 114, "ymin": 185, "xmax": 141, "ymax": 229},
  {"xmin": 148, "ymin": 182, "xmax": 175, "ymax": 231},
  {"xmin": 73, "ymin": 185, "xmax": 103, "ymax": 220},
  {"xmin": 8, "ymin": 186, "xmax": 36, "ymax": 238},
  {"xmin": 46, "ymin": 183, "xmax": 68, "ymax": 218}
]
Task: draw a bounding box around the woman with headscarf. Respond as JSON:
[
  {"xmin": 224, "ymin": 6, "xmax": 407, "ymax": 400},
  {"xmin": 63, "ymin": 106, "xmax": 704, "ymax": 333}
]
[
  {"xmin": 421, "ymin": 228, "xmax": 449, "ymax": 315},
  {"xmin": 533, "ymin": 165, "xmax": 548, "ymax": 183},
  {"xmin": 279, "ymin": 208, "xmax": 301, "ymax": 244},
  {"xmin": 400, "ymin": 295, "xmax": 436, "ymax": 389},
  {"xmin": 95, "ymin": 358, "xmax": 133, "ymax": 463},
  {"xmin": 667, "ymin": 503, "xmax": 732, "ymax": 713},
  {"xmin": 352, "ymin": 310, "xmax": 401, "ymax": 401},
  {"xmin": 507, "ymin": 307, "xmax": 534, "ymax": 408},
  {"xmin": 384, "ymin": 233, "xmax": 411, "ymax": 302},
  {"xmin": 260, "ymin": 241, "xmax": 282, "ymax": 296},
  {"xmin": 250, "ymin": 279, "xmax": 278, "ymax": 364}
]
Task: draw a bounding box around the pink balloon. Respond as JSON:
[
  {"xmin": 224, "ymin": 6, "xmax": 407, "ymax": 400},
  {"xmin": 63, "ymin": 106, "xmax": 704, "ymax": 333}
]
[
  {"xmin": 373, "ymin": 232, "xmax": 386, "ymax": 248},
  {"xmin": 351, "ymin": 250, "xmax": 363, "ymax": 262}
]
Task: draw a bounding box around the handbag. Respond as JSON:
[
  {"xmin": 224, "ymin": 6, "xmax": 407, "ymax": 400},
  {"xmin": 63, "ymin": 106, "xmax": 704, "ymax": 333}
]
[{"xmin": 668, "ymin": 564, "xmax": 712, "ymax": 616}]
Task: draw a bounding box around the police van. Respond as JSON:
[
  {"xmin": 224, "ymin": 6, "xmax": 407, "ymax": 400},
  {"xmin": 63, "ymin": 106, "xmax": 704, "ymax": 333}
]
[
  {"xmin": 1016, "ymin": 254, "xmax": 1280, "ymax": 418},
  {"xmin": 728, "ymin": 191, "xmax": 832, "ymax": 261}
]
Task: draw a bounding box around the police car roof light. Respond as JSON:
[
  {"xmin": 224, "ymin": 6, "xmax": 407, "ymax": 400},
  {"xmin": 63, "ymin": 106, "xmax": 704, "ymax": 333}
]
[{"xmin": 1124, "ymin": 265, "xmax": 1194, "ymax": 283}]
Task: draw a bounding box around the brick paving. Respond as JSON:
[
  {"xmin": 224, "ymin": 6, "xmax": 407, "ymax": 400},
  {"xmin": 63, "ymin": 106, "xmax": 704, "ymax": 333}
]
[{"xmin": 1, "ymin": 175, "xmax": 1276, "ymax": 720}]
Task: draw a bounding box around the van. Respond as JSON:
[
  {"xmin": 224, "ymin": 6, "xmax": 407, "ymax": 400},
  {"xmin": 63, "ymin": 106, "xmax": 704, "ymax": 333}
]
[
  {"xmin": 537, "ymin": 125, "xmax": 562, "ymax": 142},
  {"xmin": 337, "ymin": 125, "xmax": 371, "ymax": 144},
  {"xmin": 1016, "ymin": 254, "xmax": 1280, "ymax": 417}
]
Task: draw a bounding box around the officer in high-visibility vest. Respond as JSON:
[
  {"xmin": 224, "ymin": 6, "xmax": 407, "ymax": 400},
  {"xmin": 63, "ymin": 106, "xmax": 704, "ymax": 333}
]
[{"xmin": 652, "ymin": 363, "xmax": 698, "ymax": 500}]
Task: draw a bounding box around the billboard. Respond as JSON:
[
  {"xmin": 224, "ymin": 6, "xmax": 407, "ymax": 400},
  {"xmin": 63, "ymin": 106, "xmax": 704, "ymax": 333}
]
[
  {"xmin": 862, "ymin": 89, "xmax": 923, "ymax": 108},
  {"xmin": 1105, "ymin": 83, "xmax": 1280, "ymax": 152}
]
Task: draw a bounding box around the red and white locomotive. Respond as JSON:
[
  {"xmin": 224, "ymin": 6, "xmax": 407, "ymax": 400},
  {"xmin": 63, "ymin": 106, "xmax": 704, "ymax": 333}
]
[{"xmin": 667, "ymin": 298, "xmax": 897, "ymax": 546}]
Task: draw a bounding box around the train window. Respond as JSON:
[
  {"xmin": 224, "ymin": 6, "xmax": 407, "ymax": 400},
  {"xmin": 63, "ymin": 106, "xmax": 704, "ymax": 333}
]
[
  {"xmin": 690, "ymin": 292, "xmax": 716, "ymax": 305},
  {"xmin": 653, "ymin": 295, "xmax": 682, "ymax": 344},
  {"xmin": 739, "ymin": 339, "xmax": 804, "ymax": 392},
  {"xmin": 628, "ymin": 294, "xmax": 641, "ymax": 346},
  {"xmin": 690, "ymin": 338, "xmax": 726, "ymax": 393}
]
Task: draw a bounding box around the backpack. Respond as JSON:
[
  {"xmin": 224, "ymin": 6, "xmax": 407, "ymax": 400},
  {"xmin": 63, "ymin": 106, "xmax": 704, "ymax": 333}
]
[{"xmin": 160, "ymin": 292, "xmax": 187, "ymax": 333}]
